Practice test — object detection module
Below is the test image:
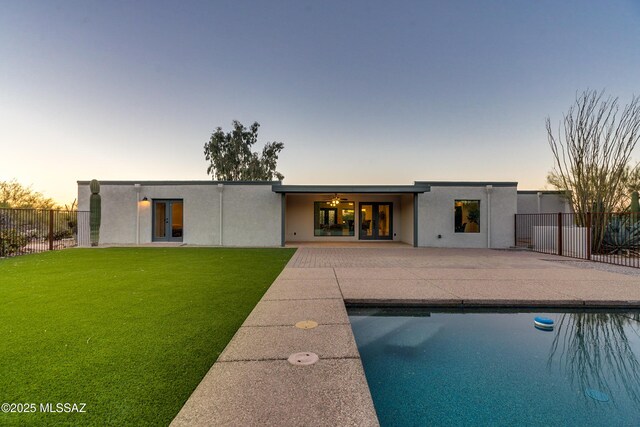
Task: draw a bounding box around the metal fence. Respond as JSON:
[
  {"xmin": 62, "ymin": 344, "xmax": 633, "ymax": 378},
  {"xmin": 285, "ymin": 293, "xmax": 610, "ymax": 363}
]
[
  {"xmin": 515, "ymin": 212, "xmax": 640, "ymax": 268},
  {"xmin": 0, "ymin": 208, "xmax": 90, "ymax": 258}
]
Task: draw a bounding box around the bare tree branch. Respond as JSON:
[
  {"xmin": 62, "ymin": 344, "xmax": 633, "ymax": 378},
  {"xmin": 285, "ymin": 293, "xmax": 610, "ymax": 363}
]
[{"xmin": 547, "ymin": 90, "xmax": 640, "ymax": 215}]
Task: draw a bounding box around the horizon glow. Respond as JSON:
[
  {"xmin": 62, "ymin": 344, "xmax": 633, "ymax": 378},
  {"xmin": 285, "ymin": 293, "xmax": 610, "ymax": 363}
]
[{"xmin": 1, "ymin": 1, "xmax": 639, "ymax": 204}]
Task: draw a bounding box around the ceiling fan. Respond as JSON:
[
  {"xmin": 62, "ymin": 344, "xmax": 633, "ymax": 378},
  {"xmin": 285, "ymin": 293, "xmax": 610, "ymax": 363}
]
[{"xmin": 323, "ymin": 193, "xmax": 349, "ymax": 206}]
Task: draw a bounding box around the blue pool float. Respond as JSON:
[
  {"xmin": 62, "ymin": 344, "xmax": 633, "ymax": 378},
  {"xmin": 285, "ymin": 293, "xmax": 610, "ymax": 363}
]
[
  {"xmin": 534, "ymin": 316, "xmax": 554, "ymax": 330},
  {"xmin": 585, "ymin": 388, "xmax": 609, "ymax": 402}
]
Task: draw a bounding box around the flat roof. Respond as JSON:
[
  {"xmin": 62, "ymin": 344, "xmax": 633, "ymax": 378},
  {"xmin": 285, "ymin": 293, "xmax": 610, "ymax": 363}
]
[
  {"xmin": 517, "ymin": 190, "xmax": 567, "ymax": 194},
  {"xmin": 414, "ymin": 181, "xmax": 518, "ymax": 187},
  {"xmin": 77, "ymin": 180, "xmax": 520, "ymax": 191},
  {"xmin": 77, "ymin": 180, "xmax": 280, "ymax": 186},
  {"xmin": 271, "ymin": 184, "xmax": 430, "ymax": 194}
]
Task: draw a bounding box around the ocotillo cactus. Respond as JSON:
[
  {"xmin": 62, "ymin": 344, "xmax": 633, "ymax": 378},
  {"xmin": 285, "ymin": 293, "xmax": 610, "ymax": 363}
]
[{"xmin": 89, "ymin": 179, "xmax": 101, "ymax": 246}]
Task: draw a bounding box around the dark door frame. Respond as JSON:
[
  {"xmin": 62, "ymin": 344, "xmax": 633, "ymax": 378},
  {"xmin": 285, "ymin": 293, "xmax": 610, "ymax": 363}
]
[
  {"xmin": 359, "ymin": 202, "xmax": 393, "ymax": 240},
  {"xmin": 152, "ymin": 199, "xmax": 184, "ymax": 242}
]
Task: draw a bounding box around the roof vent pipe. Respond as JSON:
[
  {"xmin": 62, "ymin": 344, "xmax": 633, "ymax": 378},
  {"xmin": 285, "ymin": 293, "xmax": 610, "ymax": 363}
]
[{"xmin": 486, "ymin": 185, "xmax": 493, "ymax": 248}]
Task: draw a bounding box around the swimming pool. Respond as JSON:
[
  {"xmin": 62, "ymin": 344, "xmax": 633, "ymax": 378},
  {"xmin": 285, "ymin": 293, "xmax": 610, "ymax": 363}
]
[{"xmin": 348, "ymin": 307, "xmax": 640, "ymax": 426}]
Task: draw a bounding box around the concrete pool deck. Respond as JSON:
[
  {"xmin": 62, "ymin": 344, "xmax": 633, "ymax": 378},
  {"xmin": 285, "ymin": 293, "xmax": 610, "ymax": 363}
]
[{"xmin": 172, "ymin": 247, "xmax": 640, "ymax": 426}]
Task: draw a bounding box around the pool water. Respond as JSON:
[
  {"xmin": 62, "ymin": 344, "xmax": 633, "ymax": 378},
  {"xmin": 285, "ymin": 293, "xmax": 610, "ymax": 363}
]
[{"xmin": 348, "ymin": 307, "xmax": 640, "ymax": 426}]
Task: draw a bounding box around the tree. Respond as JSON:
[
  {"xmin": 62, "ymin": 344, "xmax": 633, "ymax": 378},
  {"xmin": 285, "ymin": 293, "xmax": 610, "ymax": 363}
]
[
  {"xmin": 204, "ymin": 121, "xmax": 285, "ymax": 181},
  {"xmin": 548, "ymin": 312, "xmax": 640, "ymax": 405},
  {"xmin": 547, "ymin": 163, "xmax": 640, "ymax": 211},
  {"xmin": 546, "ymin": 90, "xmax": 640, "ymax": 214},
  {"xmin": 0, "ymin": 180, "xmax": 57, "ymax": 209},
  {"xmin": 624, "ymin": 164, "xmax": 640, "ymax": 195}
]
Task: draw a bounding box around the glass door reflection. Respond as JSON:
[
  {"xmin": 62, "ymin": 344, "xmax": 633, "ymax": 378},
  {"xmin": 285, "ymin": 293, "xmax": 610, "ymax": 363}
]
[
  {"xmin": 171, "ymin": 201, "xmax": 183, "ymax": 238},
  {"xmin": 377, "ymin": 204, "xmax": 390, "ymax": 238},
  {"xmin": 154, "ymin": 201, "xmax": 167, "ymax": 239},
  {"xmin": 153, "ymin": 199, "xmax": 183, "ymax": 242},
  {"xmin": 360, "ymin": 202, "xmax": 392, "ymax": 240},
  {"xmin": 360, "ymin": 204, "xmax": 374, "ymax": 238}
]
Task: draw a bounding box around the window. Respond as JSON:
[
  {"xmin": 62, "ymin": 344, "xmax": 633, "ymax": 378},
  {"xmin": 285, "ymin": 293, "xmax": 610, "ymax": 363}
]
[
  {"xmin": 314, "ymin": 201, "xmax": 355, "ymax": 236},
  {"xmin": 455, "ymin": 200, "xmax": 480, "ymax": 233}
]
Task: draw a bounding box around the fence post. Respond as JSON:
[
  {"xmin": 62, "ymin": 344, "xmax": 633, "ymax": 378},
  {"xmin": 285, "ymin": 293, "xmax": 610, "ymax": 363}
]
[
  {"xmin": 586, "ymin": 212, "xmax": 591, "ymax": 260},
  {"xmin": 557, "ymin": 212, "xmax": 563, "ymax": 256},
  {"xmin": 49, "ymin": 209, "xmax": 54, "ymax": 251}
]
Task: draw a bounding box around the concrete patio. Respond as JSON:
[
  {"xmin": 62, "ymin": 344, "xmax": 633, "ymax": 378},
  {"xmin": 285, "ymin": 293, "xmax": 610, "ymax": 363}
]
[{"xmin": 172, "ymin": 247, "xmax": 640, "ymax": 426}]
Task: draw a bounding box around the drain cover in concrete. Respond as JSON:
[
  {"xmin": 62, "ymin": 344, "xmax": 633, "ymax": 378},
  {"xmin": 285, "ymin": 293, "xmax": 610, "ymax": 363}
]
[
  {"xmin": 288, "ymin": 352, "xmax": 319, "ymax": 366},
  {"xmin": 295, "ymin": 320, "xmax": 319, "ymax": 329}
]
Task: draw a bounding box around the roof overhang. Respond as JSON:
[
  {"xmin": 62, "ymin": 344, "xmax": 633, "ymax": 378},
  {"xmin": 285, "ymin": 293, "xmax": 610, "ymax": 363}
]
[
  {"xmin": 415, "ymin": 181, "xmax": 517, "ymax": 187},
  {"xmin": 77, "ymin": 180, "xmax": 280, "ymax": 186},
  {"xmin": 271, "ymin": 184, "xmax": 430, "ymax": 194},
  {"xmin": 517, "ymin": 190, "xmax": 568, "ymax": 194}
]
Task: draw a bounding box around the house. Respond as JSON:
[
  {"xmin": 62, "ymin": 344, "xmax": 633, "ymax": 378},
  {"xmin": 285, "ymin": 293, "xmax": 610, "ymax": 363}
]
[{"xmin": 77, "ymin": 180, "xmax": 568, "ymax": 248}]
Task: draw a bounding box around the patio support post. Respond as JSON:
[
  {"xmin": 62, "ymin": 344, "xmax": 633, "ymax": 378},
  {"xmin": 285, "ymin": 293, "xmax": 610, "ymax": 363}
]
[
  {"xmin": 281, "ymin": 193, "xmax": 286, "ymax": 247},
  {"xmin": 413, "ymin": 193, "xmax": 418, "ymax": 247}
]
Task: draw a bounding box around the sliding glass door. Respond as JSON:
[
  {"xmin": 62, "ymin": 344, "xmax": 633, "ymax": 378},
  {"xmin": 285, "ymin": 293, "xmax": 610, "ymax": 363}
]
[
  {"xmin": 359, "ymin": 202, "xmax": 392, "ymax": 240},
  {"xmin": 153, "ymin": 199, "xmax": 183, "ymax": 242}
]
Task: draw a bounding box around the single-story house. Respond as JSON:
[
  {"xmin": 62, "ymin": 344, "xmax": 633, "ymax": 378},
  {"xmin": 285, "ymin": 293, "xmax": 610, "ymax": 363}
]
[{"xmin": 77, "ymin": 180, "xmax": 569, "ymax": 248}]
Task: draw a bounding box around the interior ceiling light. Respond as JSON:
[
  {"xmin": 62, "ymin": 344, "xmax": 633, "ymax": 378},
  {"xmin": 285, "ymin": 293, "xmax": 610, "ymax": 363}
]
[{"xmin": 329, "ymin": 194, "xmax": 341, "ymax": 206}]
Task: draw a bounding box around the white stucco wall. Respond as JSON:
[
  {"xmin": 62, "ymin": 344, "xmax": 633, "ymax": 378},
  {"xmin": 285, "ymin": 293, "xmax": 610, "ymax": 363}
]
[
  {"xmin": 399, "ymin": 194, "xmax": 414, "ymax": 245},
  {"xmin": 78, "ymin": 184, "xmax": 139, "ymax": 245},
  {"xmin": 417, "ymin": 185, "xmax": 517, "ymax": 248},
  {"xmin": 517, "ymin": 192, "xmax": 571, "ymax": 214},
  {"xmin": 285, "ymin": 194, "xmax": 405, "ymax": 242},
  {"xmin": 220, "ymin": 185, "xmax": 282, "ymax": 246},
  {"xmin": 77, "ymin": 181, "xmax": 281, "ymax": 247}
]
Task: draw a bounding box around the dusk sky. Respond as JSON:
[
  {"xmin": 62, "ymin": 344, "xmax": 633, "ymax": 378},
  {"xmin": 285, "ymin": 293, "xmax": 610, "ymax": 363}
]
[{"xmin": 2, "ymin": 1, "xmax": 639, "ymax": 204}]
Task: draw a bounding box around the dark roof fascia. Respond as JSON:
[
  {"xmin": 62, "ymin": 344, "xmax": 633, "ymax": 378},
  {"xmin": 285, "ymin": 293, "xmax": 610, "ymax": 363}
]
[
  {"xmin": 272, "ymin": 184, "xmax": 430, "ymax": 194},
  {"xmin": 77, "ymin": 180, "xmax": 281, "ymax": 186},
  {"xmin": 415, "ymin": 181, "xmax": 518, "ymax": 188},
  {"xmin": 517, "ymin": 190, "xmax": 568, "ymax": 195}
]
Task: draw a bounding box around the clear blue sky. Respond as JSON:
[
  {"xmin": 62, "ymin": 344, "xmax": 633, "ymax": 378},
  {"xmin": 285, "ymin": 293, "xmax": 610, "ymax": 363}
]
[{"xmin": 1, "ymin": 1, "xmax": 639, "ymax": 204}]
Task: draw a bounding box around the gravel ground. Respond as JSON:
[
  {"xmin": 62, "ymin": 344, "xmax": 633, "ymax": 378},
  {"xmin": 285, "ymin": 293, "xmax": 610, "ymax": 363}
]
[{"xmin": 543, "ymin": 258, "xmax": 640, "ymax": 277}]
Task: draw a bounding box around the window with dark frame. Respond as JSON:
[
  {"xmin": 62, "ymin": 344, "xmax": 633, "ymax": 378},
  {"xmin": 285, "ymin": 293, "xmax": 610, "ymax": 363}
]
[
  {"xmin": 313, "ymin": 201, "xmax": 355, "ymax": 236},
  {"xmin": 454, "ymin": 200, "xmax": 480, "ymax": 233},
  {"xmin": 318, "ymin": 207, "xmax": 337, "ymax": 227}
]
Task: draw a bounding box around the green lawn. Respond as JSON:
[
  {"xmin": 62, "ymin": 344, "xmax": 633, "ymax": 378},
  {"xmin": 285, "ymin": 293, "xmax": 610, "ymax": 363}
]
[{"xmin": 0, "ymin": 247, "xmax": 295, "ymax": 426}]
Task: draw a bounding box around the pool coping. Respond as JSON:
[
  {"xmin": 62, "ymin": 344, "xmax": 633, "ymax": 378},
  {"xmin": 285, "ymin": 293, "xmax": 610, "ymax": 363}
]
[
  {"xmin": 344, "ymin": 299, "xmax": 640, "ymax": 307},
  {"xmin": 172, "ymin": 247, "xmax": 640, "ymax": 426}
]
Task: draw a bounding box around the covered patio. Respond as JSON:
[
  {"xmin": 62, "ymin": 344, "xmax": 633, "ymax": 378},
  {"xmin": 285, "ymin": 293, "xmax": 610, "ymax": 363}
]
[{"xmin": 272, "ymin": 184, "xmax": 430, "ymax": 247}]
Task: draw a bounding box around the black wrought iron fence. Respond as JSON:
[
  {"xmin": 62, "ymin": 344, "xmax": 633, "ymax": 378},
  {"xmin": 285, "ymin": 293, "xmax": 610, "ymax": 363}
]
[
  {"xmin": 0, "ymin": 208, "xmax": 90, "ymax": 258},
  {"xmin": 515, "ymin": 212, "xmax": 640, "ymax": 268}
]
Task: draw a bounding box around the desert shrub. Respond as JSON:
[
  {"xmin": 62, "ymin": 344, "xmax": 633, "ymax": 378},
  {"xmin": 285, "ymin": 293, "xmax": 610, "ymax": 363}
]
[
  {"xmin": 0, "ymin": 229, "xmax": 28, "ymax": 257},
  {"xmin": 53, "ymin": 228, "xmax": 73, "ymax": 240},
  {"xmin": 52, "ymin": 212, "xmax": 76, "ymax": 240},
  {"xmin": 602, "ymin": 216, "xmax": 640, "ymax": 254}
]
